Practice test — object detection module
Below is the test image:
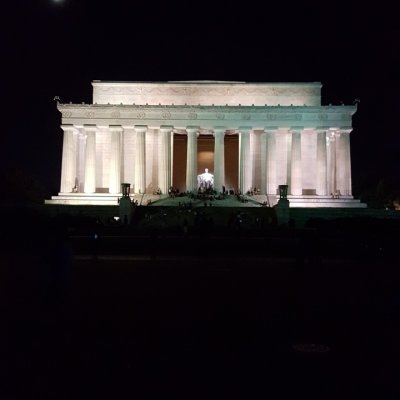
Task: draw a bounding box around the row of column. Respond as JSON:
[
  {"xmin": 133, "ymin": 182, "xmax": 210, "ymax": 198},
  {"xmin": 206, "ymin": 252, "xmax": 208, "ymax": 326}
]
[
  {"xmin": 237, "ymin": 127, "xmax": 351, "ymax": 196},
  {"xmin": 61, "ymin": 124, "xmax": 174, "ymax": 195},
  {"xmin": 60, "ymin": 125, "xmax": 352, "ymax": 196}
]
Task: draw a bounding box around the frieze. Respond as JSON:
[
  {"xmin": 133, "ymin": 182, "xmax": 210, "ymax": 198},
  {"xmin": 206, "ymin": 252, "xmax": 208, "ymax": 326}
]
[
  {"xmin": 266, "ymin": 114, "xmax": 302, "ymax": 121},
  {"xmin": 59, "ymin": 105, "xmax": 354, "ymax": 126},
  {"xmin": 96, "ymin": 85, "xmax": 320, "ymax": 97}
]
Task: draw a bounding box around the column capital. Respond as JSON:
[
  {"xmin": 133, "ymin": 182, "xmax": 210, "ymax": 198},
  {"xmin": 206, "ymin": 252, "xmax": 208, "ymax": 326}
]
[
  {"xmin": 327, "ymin": 129, "xmax": 337, "ymax": 141},
  {"xmin": 83, "ymin": 124, "xmax": 98, "ymax": 132},
  {"xmin": 121, "ymin": 125, "xmax": 135, "ymax": 131},
  {"xmin": 109, "ymin": 125, "xmax": 123, "ymax": 132},
  {"xmin": 159, "ymin": 125, "xmax": 174, "ymax": 132},
  {"xmin": 61, "ymin": 124, "xmax": 78, "ymax": 132},
  {"xmin": 186, "ymin": 126, "xmax": 200, "ymax": 137},
  {"xmin": 213, "ymin": 127, "xmax": 226, "ymax": 137},
  {"xmin": 289, "ymin": 126, "xmax": 304, "ymax": 133},
  {"xmin": 134, "ymin": 125, "xmax": 148, "ymax": 133},
  {"xmin": 328, "ymin": 128, "xmax": 341, "ymax": 140},
  {"xmin": 238, "ymin": 126, "xmax": 252, "ymax": 132},
  {"xmin": 338, "ymin": 128, "xmax": 352, "ymax": 135}
]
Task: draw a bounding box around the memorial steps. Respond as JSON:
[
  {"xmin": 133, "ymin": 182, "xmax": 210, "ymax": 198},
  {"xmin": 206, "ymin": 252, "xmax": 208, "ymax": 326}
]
[
  {"xmin": 286, "ymin": 195, "xmax": 366, "ymax": 208},
  {"xmin": 46, "ymin": 192, "xmax": 366, "ymax": 208},
  {"xmin": 45, "ymin": 193, "xmax": 163, "ymax": 206}
]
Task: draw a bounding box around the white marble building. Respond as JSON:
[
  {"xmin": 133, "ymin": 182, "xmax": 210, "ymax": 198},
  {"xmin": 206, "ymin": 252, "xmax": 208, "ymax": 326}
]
[{"xmin": 46, "ymin": 81, "xmax": 365, "ymax": 207}]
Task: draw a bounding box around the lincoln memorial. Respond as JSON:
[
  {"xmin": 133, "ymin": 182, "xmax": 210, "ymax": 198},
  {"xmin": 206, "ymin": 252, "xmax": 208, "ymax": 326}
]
[{"xmin": 46, "ymin": 81, "xmax": 365, "ymax": 207}]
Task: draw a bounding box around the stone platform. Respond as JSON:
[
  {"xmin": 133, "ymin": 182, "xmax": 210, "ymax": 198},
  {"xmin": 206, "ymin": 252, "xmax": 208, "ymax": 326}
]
[
  {"xmin": 45, "ymin": 193, "xmax": 161, "ymax": 206},
  {"xmin": 46, "ymin": 192, "xmax": 366, "ymax": 208}
]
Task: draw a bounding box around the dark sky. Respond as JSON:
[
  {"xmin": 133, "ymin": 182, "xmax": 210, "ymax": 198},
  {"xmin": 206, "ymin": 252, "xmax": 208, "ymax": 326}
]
[{"xmin": 3, "ymin": 0, "xmax": 400, "ymax": 198}]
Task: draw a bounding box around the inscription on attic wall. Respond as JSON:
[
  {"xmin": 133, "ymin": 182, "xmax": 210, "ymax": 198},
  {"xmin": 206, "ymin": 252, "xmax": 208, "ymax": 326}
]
[
  {"xmin": 93, "ymin": 82, "xmax": 321, "ymax": 106},
  {"xmin": 95, "ymin": 85, "xmax": 320, "ymax": 96}
]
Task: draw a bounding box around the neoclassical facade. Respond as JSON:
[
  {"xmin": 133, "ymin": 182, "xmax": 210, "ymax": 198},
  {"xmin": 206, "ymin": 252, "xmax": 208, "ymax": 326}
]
[{"xmin": 46, "ymin": 81, "xmax": 365, "ymax": 207}]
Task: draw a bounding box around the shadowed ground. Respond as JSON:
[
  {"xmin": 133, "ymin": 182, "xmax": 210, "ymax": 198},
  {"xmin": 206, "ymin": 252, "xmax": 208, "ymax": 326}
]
[{"xmin": 4, "ymin": 209, "xmax": 400, "ymax": 399}]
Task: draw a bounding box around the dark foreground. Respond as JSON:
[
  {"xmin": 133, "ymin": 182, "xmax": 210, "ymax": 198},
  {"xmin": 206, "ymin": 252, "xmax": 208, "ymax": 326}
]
[{"xmin": 3, "ymin": 210, "xmax": 400, "ymax": 399}]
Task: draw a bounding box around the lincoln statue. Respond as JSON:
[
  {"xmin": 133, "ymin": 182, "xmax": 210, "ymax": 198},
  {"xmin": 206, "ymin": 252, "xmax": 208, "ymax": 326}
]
[{"xmin": 197, "ymin": 168, "xmax": 214, "ymax": 191}]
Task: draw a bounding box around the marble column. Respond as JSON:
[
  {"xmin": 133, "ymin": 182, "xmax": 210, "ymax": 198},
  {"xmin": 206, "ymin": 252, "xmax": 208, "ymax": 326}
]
[
  {"xmin": 286, "ymin": 129, "xmax": 292, "ymax": 190},
  {"xmin": 327, "ymin": 130, "xmax": 336, "ymax": 196},
  {"xmin": 134, "ymin": 125, "xmax": 147, "ymax": 194},
  {"xmin": 60, "ymin": 125, "xmax": 77, "ymax": 193},
  {"xmin": 213, "ymin": 127, "xmax": 225, "ymax": 193},
  {"xmin": 121, "ymin": 125, "xmax": 135, "ymax": 191},
  {"xmin": 260, "ymin": 131, "xmax": 267, "ymax": 194},
  {"xmin": 159, "ymin": 126, "xmax": 173, "ymax": 195},
  {"xmin": 83, "ymin": 125, "xmax": 97, "ymax": 194},
  {"xmin": 265, "ymin": 129, "xmax": 277, "ymax": 195},
  {"xmin": 316, "ymin": 129, "xmax": 328, "ymax": 195},
  {"xmin": 185, "ymin": 127, "xmax": 199, "ymax": 192},
  {"xmin": 109, "ymin": 125, "xmax": 122, "ymax": 194},
  {"xmin": 239, "ymin": 127, "xmax": 251, "ymax": 193},
  {"xmin": 290, "ymin": 129, "xmax": 302, "ymax": 195},
  {"xmin": 336, "ymin": 130, "xmax": 352, "ymax": 196},
  {"xmin": 343, "ymin": 130, "xmax": 352, "ymax": 195},
  {"xmin": 170, "ymin": 131, "xmax": 174, "ymax": 187}
]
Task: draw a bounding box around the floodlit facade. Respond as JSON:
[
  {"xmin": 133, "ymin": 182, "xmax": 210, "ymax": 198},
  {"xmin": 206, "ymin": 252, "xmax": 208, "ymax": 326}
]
[{"xmin": 46, "ymin": 81, "xmax": 365, "ymax": 207}]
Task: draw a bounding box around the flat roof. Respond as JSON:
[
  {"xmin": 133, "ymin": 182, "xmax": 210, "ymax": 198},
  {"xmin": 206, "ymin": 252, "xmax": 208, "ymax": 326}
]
[{"xmin": 92, "ymin": 80, "xmax": 322, "ymax": 86}]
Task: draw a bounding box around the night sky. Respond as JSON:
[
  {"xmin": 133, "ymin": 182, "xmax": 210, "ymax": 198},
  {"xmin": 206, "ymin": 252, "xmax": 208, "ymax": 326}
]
[{"xmin": 3, "ymin": 0, "xmax": 400, "ymax": 202}]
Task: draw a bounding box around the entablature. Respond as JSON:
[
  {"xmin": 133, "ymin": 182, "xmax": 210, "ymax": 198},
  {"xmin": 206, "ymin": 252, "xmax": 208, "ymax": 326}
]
[{"xmin": 57, "ymin": 104, "xmax": 356, "ymax": 130}]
